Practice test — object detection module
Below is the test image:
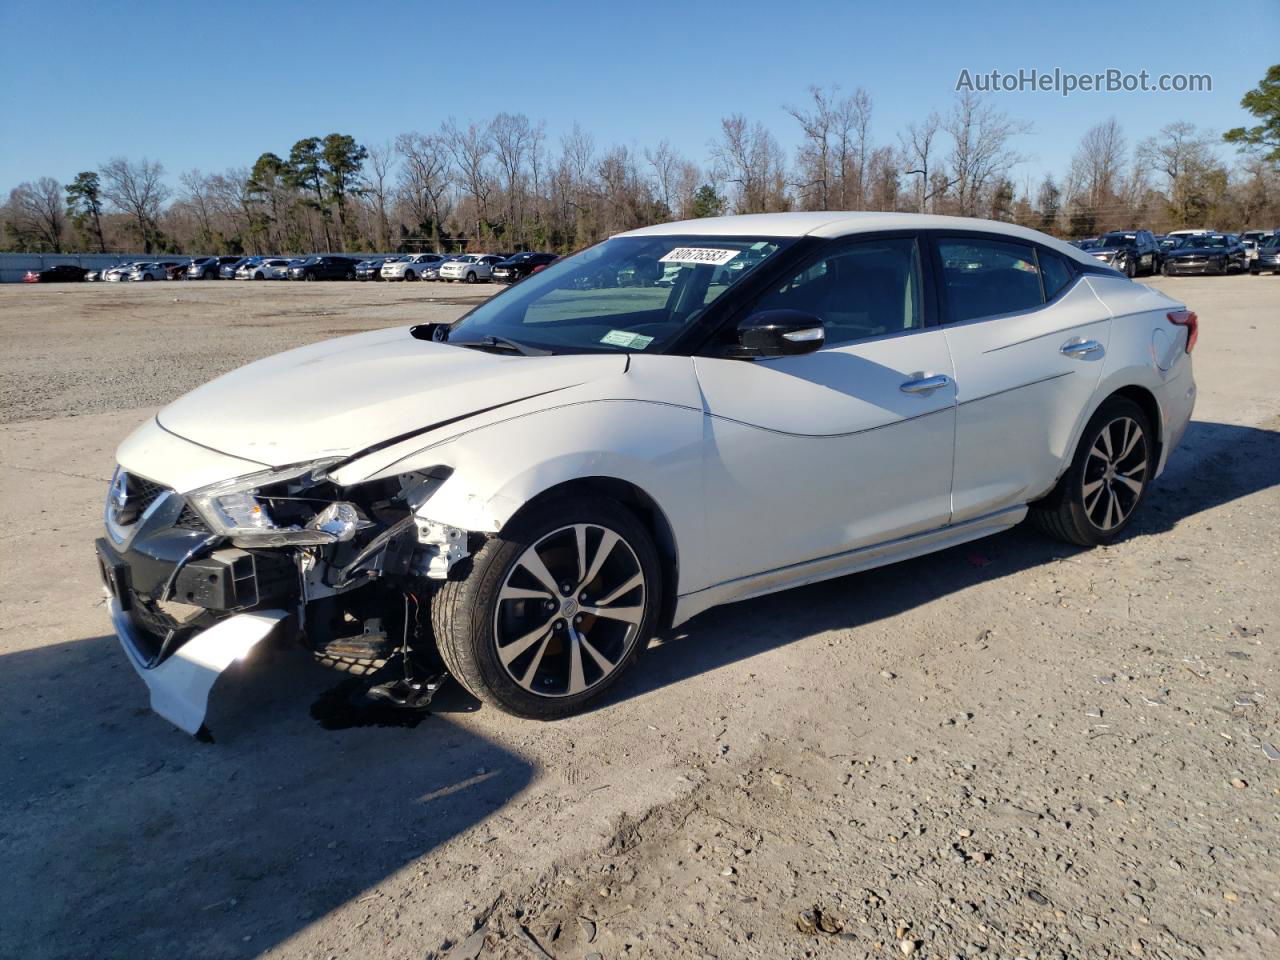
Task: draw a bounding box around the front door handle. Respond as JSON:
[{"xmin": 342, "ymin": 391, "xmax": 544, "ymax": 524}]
[
  {"xmin": 1061, "ymin": 338, "xmax": 1104, "ymax": 359},
  {"xmin": 899, "ymin": 374, "xmax": 951, "ymax": 394}
]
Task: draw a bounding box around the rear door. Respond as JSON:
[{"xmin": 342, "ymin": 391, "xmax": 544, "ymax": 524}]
[
  {"xmin": 693, "ymin": 234, "xmax": 957, "ymax": 583},
  {"xmin": 934, "ymin": 234, "xmax": 1111, "ymax": 523}
]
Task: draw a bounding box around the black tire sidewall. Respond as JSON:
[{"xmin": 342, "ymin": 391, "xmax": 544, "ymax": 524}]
[
  {"xmin": 1061, "ymin": 397, "xmax": 1154, "ymax": 545},
  {"xmin": 440, "ymin": 495, "xmax": 663, "ymax": 719}
]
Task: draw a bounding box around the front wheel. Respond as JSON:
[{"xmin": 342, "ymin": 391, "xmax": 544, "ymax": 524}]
[
  {"xmin": 1124, "ymin": 257, "xmax": 1137, "ymax": 278},
  {"xmin": 405, "ymin": 270, "xmax": 417, "ymax": 281},
  {"xmin": 432, "ymin": 495, "xmax": 662, "ymax": 719},
  {"xmin": 465, "ymin": 271, "xmax": 477, "ymax": 283},
  {"xmin": 1162, "ymin": 262, "xmax": 1173, "ymax": 277},
  {"xmin": 1029, "ymin": 396, "xmax": 1154, "ymax": 547}
]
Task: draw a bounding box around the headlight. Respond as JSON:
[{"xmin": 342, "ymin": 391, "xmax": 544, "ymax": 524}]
[{"xmin": 187, "ymin": 458, "xmax": 350, "ymax": 546}]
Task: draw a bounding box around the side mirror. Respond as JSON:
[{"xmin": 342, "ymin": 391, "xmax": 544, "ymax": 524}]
[{"xmin": 731, "ymin": 310, "xmax": 825, "ymax": 358}]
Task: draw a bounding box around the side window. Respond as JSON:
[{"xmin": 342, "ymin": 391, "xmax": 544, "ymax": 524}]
[
  {"xmin": 938, "ymin": 238, "xmax": 1043, "ymax": 323},
  {"xmin": 750, "ymin": 237, "xmax": 924, "ymax": 346},
  {"xmin": 1039, "ymin": 250, "xmax": 1074, "ymax": 300}
]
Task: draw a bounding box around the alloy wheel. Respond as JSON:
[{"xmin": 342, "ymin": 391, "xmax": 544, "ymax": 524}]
[
  {"xmin": 493, "ymin": 523, "xmax": 646, "ymax": 698},
  {"xmin": 1082, "ymin": 415, "xmax": 1147, "ymax": 531}
]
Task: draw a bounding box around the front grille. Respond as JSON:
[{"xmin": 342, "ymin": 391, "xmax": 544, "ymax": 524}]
[{"xmin": 127, "ymin": 474, "xmax": 167, "ymax": 514}]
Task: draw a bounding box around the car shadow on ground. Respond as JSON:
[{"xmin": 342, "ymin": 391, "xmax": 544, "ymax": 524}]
[
  {"xmin": 0, "ymin": 637, "xmax": 532, "ymax": 960},
  {"xmin": 607, "ymin": 417, "xmax": 1280, "ymax": 706}
]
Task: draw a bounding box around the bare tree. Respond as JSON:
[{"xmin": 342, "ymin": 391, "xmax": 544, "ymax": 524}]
[
  {"xmin": 943, "ymin": 91, "xmax": 1030, "ymax": 216},
  {"xmin": 179, "ymin": 169, "xmax": 219, "ymax": 245},
  {"xmin": 1069, "ymin": 118, "xmax": 1127, "ymax": 208},
  {"xmin": 645, "ymin": 139, "xmax": 682, "ymax": 217},
  {"xmin": 99, "ymin": 157, "xmax": 170, "ymax": 252},
  {"xmin": 363, "ymin": 141, "xmax": 396, "ymax": 250},
  {"xmin": 489, "ymin": 113, "xmax": 537, "ymax": 246},
  {"xmin": 395, "ymin": 132, "xmax": 452, "ymax": 250},
  {"xmin": 900, "ymin": 111, "xmax": 947, "ymax": 213},
  {"xmin": 7, "ymin": 177, "xmax": 65, "ymax": 251},
  {"xmin": 1138, "ymin": 121, "xmax": 1222, "ymax": 227},
  {"xmin": 442, "ymin": 119, "xmax": 493, "ymax": 241},
  {"xmin": 711, "ymin": 114, "xmax": 788, "ymax": 213}
]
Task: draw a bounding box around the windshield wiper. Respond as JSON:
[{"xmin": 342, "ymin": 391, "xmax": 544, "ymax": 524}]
[{"xmin": 451, "ymin": 335, "xmax": 552, "ymax": 357}]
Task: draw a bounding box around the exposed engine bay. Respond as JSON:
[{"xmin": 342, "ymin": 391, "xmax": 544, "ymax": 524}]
[{"xmin": 96, "ymin": 460, "xmax": 477, "ymax": 735}]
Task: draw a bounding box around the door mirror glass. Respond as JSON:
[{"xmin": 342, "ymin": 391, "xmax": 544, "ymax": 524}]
[{"xmin": 732, "ymin": 310, "xmax": 825, "ymax": 358}]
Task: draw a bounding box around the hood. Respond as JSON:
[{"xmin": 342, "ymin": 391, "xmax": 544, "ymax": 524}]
[{"xmin": 156, "ymin": 326, "xmax": 624, "ymax": 467}]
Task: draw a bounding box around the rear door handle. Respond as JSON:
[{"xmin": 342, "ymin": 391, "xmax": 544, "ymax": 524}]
[
  {"xmin": 1060, "ymin": 338, "xmax": 1104, "ymax": 358},
  {"xmin": 899, "ymin": 374, "xmax": 951, "ymax": 394}
]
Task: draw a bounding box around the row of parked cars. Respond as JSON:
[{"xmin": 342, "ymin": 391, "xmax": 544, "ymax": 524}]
[
  {"xmin": 21, "ymin": 251, "xmax": 562, "ymax": 285},
  {"xmin": 1072, "ymin": 228, "xmax": 1280, "ymax": 277}
]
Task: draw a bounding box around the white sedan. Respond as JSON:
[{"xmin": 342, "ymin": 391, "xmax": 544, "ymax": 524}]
[
  {"xmin": 96, "ymin": 212, "xmax": 1196, "ymax": 735},
  {"xmin": 438, "ymin": 253, "xmax": 505, "ymax": 283},
  {"xmin": 127, "ymin": 262, "xmax": 167, "ymax": 281},
  {"xmin": 236, "ymin": 258, "xmax": 293, "ymax": 280},
  {"xmin": 381, "ymin": 253, "xmax": 445, "ymax": 281}
]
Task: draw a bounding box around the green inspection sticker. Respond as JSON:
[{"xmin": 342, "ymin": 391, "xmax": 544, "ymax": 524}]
[{"xmin": 600, "ymin": 330, "xmax": 655, "ymax": 350}]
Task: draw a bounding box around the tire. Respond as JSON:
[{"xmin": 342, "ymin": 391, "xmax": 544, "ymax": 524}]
[
  {"xmin": 1162, "ymin": 261, "xmax": 1173, "ymax": 277},
  {"xmin": 465, "ymin": 271, "xmax": 477, "ymax": 283},
  {"xmin": 305, "ymin": 272, "xmax": 315, "ymax": 281},
  {"xmin": 1124, "ymin": 257, "xmax": 1137, "ymax": 279},
  {"xmin": 142, "ymin": 274, "xmax": 154, "ymax": 281},
  {"xmin": 254, "ymin": 271, "xmax": 264, "ymax": 280},
  {"xmin": 345, "ymin": 270, "xmax": 355, "ymax": 281},
  {"xmin": 431, "ymin": 494, "xmax": 662, "ymax": 719},
  {"xmin": 1029, "ymin": 396, "xmax": 1155, "ymax": 548},
  {"xmin": 405, "ymin": 270, "xmax": 416, "ymax": 281}
]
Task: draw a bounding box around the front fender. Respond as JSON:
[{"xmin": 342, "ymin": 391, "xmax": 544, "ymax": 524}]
[{"xmin": 350, "ymin": 399, "xmax": 711, "ymax": 593}]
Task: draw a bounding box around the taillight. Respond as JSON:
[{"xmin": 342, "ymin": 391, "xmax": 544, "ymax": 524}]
[{"xmin": 1167, "ymin": 309, "xmax": 1198, "ymax": 353}]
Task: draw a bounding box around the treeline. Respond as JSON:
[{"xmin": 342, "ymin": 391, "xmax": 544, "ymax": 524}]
[{"xmin": 4, "ymin": 84, "xmax": 1278, "ymax": 256}]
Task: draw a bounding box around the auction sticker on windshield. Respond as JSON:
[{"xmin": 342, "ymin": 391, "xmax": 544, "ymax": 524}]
[
  {"xmin": 659, "ymin": 247, "xmax": 740, "ymax": 266},
  {"xmin": 600, "ymin": 330, "xmax": 655, "ymax": 350}
]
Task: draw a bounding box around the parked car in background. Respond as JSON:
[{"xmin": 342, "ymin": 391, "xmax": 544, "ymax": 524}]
[
  {"xmin": 103, "ymin": 263, "xmax": 137, "ymax": 282},
  {"xmin": 22, "ymin": 264, "xmax": 89, "ymax": 283},
  {"xmin": 187, "ymin": 256, "xmax": 243, "ymax": 280},
  {"xmin": 1161, "ymin": 233, "xmax": 1246, "ymax": 275},
  {"xmin": 1071, "ymin": 237, "xmax": 1099, "ymax": 249},
  {"xmin": 438, "ymin": 253, "xmax": 505, "ymax": 283},
  {"xmin": 237, "ymin": 258, "xmax": 293, "ymax": 280},
  {"xmin": 1251, "ymin": 235, "xmax": 1280, "ymax": 275},
  {"xmin": 128, "ymin": 262, "xmax": 168, "ymax": 282},
  {"xmin": 421, "ymin": 256, "xmax": 460, "ymax": 281},
  {"xmin": 355, "ymin": 256, "xmax": 397, "ymax": 280},
  {"xmin": 1084, "ymin": 230, "xmax": 1161, "ymax": 277},
  {"xmin": 96, "ymin": 212, "xmax": 1198, "ymax": 733},
  {"xmin": 84, "ymin": 268, "xmax": 102, "ymax": 281},
  {"xmin": 221, "ymin": 257, "xmax": 257, "ymax": 279},
  {"xmin": 382, "ymin": 253, "xmax": 445, "ymax": 281},
  {"xmin": 491, "ymin": 252, "xmax": 559, "ymax": 283},
  {"xmin": 161, "ymin": 262, "xmax": 188, "ymax": 280},
  {"xmin": 289, "ymin": 254, "xmax": 362, "ymax": 281}
]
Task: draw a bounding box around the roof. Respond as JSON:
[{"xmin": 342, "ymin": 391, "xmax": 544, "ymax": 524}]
[{"xmin": 619, "ymin": 211, "xmax": 1103, "ymax": 270}]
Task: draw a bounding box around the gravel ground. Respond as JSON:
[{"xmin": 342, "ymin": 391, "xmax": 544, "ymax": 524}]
[{"xmin": 0, "ymin": 275, "xmax": 1277, "ymax": 960}]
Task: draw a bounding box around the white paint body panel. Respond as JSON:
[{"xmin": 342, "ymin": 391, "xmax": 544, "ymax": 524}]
[
  {"xmin": 111, "ymin": 598, "xmax": 286, "ymax": 735},
  {"xmin": 105, "ymin": 214, "xmax": 1198, "ymax": 732}
]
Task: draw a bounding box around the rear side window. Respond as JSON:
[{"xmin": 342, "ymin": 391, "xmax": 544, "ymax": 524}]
[
  {"xmin": 938, "ymin": 238, "xmax": 1043, "ymax": 323},
  {"xmin": 1039, "ymin": 251, "xmax": 1074, "ymax": 300}
]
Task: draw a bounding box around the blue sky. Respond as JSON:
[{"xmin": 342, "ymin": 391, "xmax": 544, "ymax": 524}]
[{"xmin": 1, "ymin": 0, "xmax": 1275, "ymax": 192}]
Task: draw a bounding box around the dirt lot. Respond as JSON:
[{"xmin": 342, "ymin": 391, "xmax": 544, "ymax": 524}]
[{"xmin": 1, "ymin": 275, "xmax": 1278, "ymax": 960}]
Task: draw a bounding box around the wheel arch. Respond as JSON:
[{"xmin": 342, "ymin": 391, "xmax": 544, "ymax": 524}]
[{"xmin": 503, "ymin": 476, "xmax": 681, "ymax": 631}]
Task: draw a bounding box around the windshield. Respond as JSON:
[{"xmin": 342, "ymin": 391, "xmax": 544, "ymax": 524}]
[
  {"xmin": 1178, "ymin": 235, "xmax": 1227, "ymax": 249},
  {"xmin": 448, "ymin": 235, "xmax": 791, "ymax": 354},
  {"xmin": 1100, "ymin": 233, "xmax": 1137, "ymax": 248}
]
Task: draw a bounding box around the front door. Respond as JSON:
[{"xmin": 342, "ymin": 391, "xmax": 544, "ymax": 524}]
[{"xmin": 693, "ymin": 235, "xmax": 957, "ymax": 586}]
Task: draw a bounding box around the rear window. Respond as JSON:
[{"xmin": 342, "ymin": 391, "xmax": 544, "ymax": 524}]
[
  {"xmin": 1039, "ymin": 251, "xmax": 1074, "ymax": 300},
  {"xmin": 939, "ymin": 238, "xmax": 1044, "ymax": 323}
]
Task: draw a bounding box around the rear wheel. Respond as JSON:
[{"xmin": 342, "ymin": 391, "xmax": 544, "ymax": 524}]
[
  {"xmin": 432, "ymin": 495, "xmax": 661, "ymax": 719},
  {"xmin": 1029, "ymin": 396, "xmax": 1154, "ymax": 547}
]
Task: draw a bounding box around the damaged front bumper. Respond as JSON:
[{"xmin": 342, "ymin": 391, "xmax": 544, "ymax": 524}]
[{"xmin": 97, "ymin": 454, "xmax": 472, "ymax": 737}]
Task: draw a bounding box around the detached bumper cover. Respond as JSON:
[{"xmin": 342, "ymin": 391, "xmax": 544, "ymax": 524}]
[{"xmin": 111, "ymin": 597, "xmax": 287, "ymax": 735}]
